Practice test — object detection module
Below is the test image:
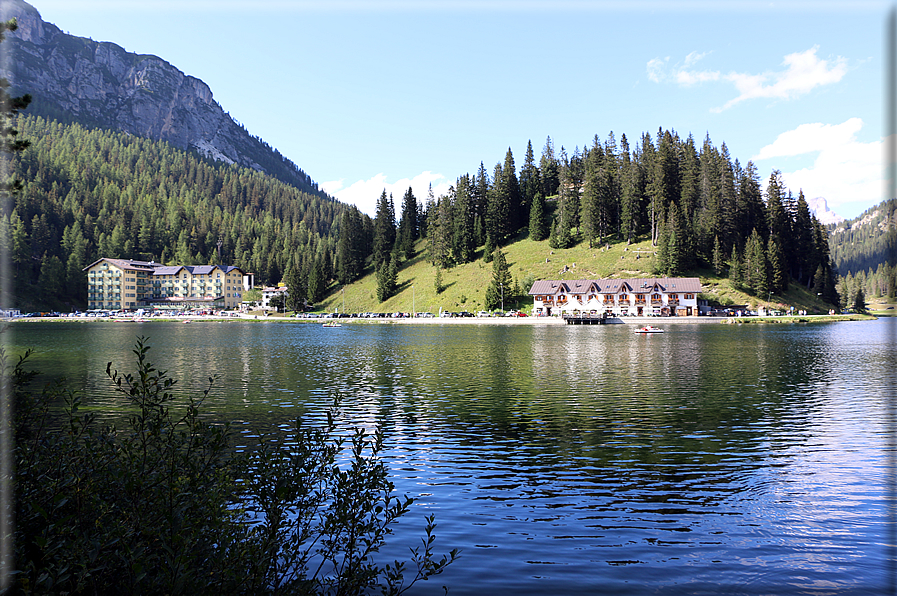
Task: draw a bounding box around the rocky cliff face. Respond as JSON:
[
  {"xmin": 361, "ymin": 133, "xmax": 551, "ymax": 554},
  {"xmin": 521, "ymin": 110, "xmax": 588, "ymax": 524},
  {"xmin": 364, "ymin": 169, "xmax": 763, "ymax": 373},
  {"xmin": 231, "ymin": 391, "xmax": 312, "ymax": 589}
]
[
  {"xmin": 806, "ymin": 196, "xmax": 844, "ymax": 226},
  {"xmin": 0, "ymin": 0, "xmax": 321, "ymax": 194}
]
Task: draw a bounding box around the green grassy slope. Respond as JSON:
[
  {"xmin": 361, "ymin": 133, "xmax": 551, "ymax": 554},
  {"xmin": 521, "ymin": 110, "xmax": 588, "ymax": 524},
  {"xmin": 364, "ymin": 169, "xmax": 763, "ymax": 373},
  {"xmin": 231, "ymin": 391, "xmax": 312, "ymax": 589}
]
[{"xmin": 318, "ymin": 232, "xmax": 837, "ymax": 315}]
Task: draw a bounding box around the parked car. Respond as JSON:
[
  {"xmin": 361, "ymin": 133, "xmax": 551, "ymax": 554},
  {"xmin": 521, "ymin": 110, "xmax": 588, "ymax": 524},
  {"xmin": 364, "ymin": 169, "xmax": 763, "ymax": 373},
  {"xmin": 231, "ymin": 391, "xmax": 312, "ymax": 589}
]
[{"xmin": 477, "ymin": 311, "xmax": 491, "ymax": 317}]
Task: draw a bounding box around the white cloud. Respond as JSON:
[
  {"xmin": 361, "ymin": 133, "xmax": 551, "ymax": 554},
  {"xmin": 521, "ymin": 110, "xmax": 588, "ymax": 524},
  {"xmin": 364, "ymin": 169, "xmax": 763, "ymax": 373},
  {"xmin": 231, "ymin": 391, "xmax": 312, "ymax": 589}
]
[
  {"xmin": 649, "ymin": 46, "xmax": 848, "ymax": 112},
  {"xmin": 752, "ymin": 118, "xmax": 883, "ymax": 217},
  {"xmin": 646, "ymin": 57, "xmax": 669, "ymax": 83},
  {"xmin": 322, "ymin": 171, "xmax": 452, "ymax": 217},
  {"xmin": 683, "ymin": 51, "xmax": 709, "ymax": 67},
  {"xmin": 714, "ymin": 46, "xmax": 847, "ymax": 112},
  {"xmin": 676, "ymin": 69, "xmax": 720, "ymax": 85},
  {"xmin": 647, "ymin": 51, "xmax": 719, "ymax": 86}
]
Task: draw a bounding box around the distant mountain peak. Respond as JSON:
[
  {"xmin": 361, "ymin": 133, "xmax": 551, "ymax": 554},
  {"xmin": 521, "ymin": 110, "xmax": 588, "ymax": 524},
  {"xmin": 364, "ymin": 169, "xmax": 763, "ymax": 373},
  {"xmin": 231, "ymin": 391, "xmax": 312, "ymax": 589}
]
[{"xmin": 807, "ymin": 196, "xmax": 844, "ymax": 225}]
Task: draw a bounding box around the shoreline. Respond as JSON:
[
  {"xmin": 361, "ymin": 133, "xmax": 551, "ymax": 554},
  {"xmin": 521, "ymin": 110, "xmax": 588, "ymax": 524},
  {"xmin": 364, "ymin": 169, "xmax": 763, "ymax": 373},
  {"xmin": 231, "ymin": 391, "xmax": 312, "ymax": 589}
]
[{"xmin": 6, "ymin": 313, "xmax": 876, "ymax": 325}]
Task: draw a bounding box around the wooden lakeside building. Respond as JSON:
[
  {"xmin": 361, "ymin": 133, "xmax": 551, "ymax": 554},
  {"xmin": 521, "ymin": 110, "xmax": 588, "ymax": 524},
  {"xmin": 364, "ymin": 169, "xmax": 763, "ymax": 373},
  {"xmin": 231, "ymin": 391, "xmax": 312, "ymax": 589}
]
[{"xmin": 528, "ymin": 277, "xmax": 702, "ymax": 318}]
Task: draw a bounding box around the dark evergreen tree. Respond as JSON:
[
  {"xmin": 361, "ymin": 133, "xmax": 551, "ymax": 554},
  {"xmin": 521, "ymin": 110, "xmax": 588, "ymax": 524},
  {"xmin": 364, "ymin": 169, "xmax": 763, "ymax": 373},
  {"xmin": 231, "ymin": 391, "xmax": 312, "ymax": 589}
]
[
  {"xmin": 397, "ymin": 186, "xmax": 418, "ymax": 261},
  {"xmin": 528, "ymin": 191, "xmax": 547, "ymax": 241},
  {"xmin": 376, "ymin": 253, "xmax": 398, "ymax": 303},
  {"xmin": 712, "ymin": 235, "xmax": 724, "ymax": 276},
  {"xmin": 428, "ymin": 195, "xmax": 453, "ymax": 269},
  {"xmin": 499, "ymin": 149, "xmax": 521, "ymax": 238},
  {"xmin": 735, "ymin": 161, "xmax": 765, "ymax": 248},
  {"xmin": 336, "ymin": 206, "xmax": 365, "ymax": 285},
  {"xmin": 284, "ymin": 263, "xmax": 305, "ymax": 312},
  {"xmin": 729, "ymin": 243, "xmax": 743, "ymax": 289},
  {"xmin": 434, "ymin": 266, "xmax": 444, "ymax": 294},
  {"xmin": 484, "ymin": 248, "xmax": 512, "ymax": 311},
  {"xmin": 307, "ymin": 254, "xmax": 325, "ymax": 305},
  {"xmin": 743, "ymin": 228, "xmax": 768, "ymax": 296},
  {"xmin": 452, "ymin": 175, "xmax": 475, "ymax": 263},
  {"xmin": 853, "ymin": 286, "xmax": 866, "ymax": 312},
  {"xmin": 485, "ymin": 162, "xmax": 507, "ymax": 249},
  {"xmin": 765, "ymin": 170, "xmax": 788, "ymax": 247},
  {"xmin": 767, "ymin": 237, "xmax": 787, "ymax": 294},
  {"xmin": 373, "ymin": 190, "xmax": 396, "ymax": 269},
  {"xmin": 791, "ymin": 190, "xmax": 815, "ymax": 285},
  {"xmin": 619, "ymin": 133, "xmax": 637, "ymax": 244},
  {"xmin": 520, "ymin": 140, "xmax": 541, "ymax": 221},
  {"xmin": 540, "ymin": 136, "xmax": 560, "ymax": 197}
]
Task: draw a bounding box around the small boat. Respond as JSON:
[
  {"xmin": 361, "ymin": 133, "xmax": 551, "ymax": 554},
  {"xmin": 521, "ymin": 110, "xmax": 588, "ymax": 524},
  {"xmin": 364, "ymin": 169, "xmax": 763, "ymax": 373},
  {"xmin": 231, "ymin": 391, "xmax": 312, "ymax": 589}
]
[
  {"xmin": 635, "ymin": 325, "xmax": 664, "ymax": 334},
  {"xmin": 322, "ymin": 321, "xmax": 341, "ymax": 327}
]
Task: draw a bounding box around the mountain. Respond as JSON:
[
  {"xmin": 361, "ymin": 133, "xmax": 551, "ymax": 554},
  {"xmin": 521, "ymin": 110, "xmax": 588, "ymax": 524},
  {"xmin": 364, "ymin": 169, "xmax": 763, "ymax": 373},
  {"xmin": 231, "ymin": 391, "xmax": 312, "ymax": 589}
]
[
  {"xmin": 0, "ymin": 0, "xmax": 325, "ymax": 197},
  {"xmin": 806, "ymin": 196, "xmax": 844, "ymax": 225},
  {"xmin": 828, "ymin": 199, "xmax": 897, "ymax": 275}
]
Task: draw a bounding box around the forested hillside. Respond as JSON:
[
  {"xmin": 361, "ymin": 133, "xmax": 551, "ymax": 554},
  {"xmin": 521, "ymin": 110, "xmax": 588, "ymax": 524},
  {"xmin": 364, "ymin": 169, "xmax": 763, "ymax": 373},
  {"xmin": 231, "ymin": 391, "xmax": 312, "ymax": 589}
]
[
  {"xmin": 4, "ymin": 114, "xmax": 372, "ymax": 310},
  {"xmin": 4, "ymin": 112, "xmax": 844, "ymax": 312},
  {"xmin": 409, "ymin": 130, "xmax": 838, "ymax": 307},
  {"xmin": 828, "ymin": 199, "xmax": 897, "ymax": 304}
]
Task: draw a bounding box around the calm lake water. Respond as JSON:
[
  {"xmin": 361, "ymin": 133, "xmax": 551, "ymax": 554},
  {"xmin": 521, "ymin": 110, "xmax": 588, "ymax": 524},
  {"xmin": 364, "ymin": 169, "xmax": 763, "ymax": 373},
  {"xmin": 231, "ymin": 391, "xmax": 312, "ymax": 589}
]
[{"xmin": 9, "ymin": 318, "xmax": 897, "ymax": 595}]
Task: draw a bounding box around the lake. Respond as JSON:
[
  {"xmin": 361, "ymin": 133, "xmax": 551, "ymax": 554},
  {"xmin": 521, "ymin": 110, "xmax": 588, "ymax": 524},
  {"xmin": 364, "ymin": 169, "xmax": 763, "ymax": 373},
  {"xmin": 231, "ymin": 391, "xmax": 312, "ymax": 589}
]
[{"xmin": 8, "ymin": 318, "xmax": 896, "ymax": 595}]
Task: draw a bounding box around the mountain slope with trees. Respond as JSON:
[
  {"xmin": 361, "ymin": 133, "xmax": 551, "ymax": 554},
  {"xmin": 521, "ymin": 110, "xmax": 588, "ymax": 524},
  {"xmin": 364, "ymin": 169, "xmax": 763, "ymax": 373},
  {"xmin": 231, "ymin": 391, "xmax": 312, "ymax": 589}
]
[
  {"xmin": 4, "ymin": 114, "xmax": 371, "ymax": 311},
  {"xmin": 828, "ymin": 199, "xmax": 897, "ymax": 306},
  {"xmin": 414, "ymin": 130, "xmax": 837, "ymax": 303}
]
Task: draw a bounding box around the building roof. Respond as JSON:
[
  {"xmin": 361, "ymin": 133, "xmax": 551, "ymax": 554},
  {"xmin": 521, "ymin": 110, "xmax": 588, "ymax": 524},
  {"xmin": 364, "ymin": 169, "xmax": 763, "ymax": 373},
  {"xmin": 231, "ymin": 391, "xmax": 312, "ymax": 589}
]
[
  {"xmin": 152, "ymin": 265, "xmax": 184, "ymax": 276},
  {"xmin": 529, "ymin": 277, "xmax": 702, "ymax": 295},
  {"xmin": 82, "ymin": 258, "xmax": 159, "ymax": 272},
  {"xmin": 85, "ymin": 258, "xmax": 246, "ymax": 277}
]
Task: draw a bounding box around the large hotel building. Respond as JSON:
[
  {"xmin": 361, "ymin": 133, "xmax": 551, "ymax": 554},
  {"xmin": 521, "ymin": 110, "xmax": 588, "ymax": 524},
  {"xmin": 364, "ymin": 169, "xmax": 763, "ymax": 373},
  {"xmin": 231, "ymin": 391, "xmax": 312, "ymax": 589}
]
[{"xmin": 84, "ymin": 258, "xmax": 247, "ymax": 311}]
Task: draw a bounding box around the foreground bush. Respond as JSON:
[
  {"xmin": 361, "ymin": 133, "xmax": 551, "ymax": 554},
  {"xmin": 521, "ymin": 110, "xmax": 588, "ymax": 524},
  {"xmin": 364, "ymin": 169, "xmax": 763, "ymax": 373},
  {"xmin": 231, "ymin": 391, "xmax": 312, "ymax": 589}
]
[{"xmin": 8, "ymin": 337, "xmax": 457, "ymax": 594}]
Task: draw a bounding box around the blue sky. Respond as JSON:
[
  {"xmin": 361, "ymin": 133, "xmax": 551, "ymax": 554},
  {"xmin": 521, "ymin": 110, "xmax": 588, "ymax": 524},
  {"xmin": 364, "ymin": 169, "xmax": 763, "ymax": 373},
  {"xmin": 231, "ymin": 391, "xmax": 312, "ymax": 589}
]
[{"xmin": 32, "ymin": 1, "xmax": 892, "ymax": 220}]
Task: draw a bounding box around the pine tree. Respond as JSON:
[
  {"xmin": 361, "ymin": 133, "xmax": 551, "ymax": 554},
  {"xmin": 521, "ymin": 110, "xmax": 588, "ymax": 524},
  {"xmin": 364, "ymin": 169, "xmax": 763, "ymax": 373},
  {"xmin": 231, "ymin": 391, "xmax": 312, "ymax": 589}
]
[
  {"xmin": 619, "ymin": 133, "xmax": 637, "ymax": 244},
  {"xmin": 654, "ymin": 214, "xmax": 670, "ymax": 276},
  {"xmin": 744, "ymin": 229, "xmax": 768, "ymax": 296},
  {"xmin": 284, "ymin": 263, "xmax": 305, "ymax": 312},
  {"xmin": 484, "ymin": 248, "xmax": 512, "ymax": 311},
  {"xmin": 540, "ymin": 136, "xmax": 559, "ymax": 197},
  {"xmin": 767, "ymin": 237, "xmax": 787, "ymax": 294},
  {"xmin": 729, "ymin": 244, "xmax": 743, "ymax": 289},
  {"xmin": 38, "ymin": 254, "xmax": 64, "ymax": 299},
  {"xmin": 397, "ymin": 186, "xmax": 418, "ymax": 261},
  {"xmin": 712, "ymin": 235, "xmax": 723, "ymax": 276},
  {"xmin": 791, "ymin": 190, "xmax": 815, "ymax": 285},
  {"xmin": 434, "ymin": 266, "xmax": 444, "ymax": 294},
  {"xmin": 853, "ymin": 286, "xmax": 866, "ymax": 312},
  {"xmin": 336, "ymin": 207, "xmax": 364, "ymax": 284},
  {"xmin": 580, "ymin": 139, "xmax": 601, "ymax": 249},
  {"xmin": 666, "ymin": 208, "xmax": 681, "ymax": 276},
  {"xmin": 519, "ymin": 140, "xmax": 540, "ymax": 221},
  {"xmin": 376, "ymin": 254, "xmax": 397, "ymax": 303},
  {"xmin": 373, "ymin": 190, "xmax": 396, "ymax": 269},
  {"xmin": 452, "ymin": 176, "xmax": 475, "ymax": 264},
  {"xmin": 528, "ymin": 191, "xmax": 547, "ymax": 241}
]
